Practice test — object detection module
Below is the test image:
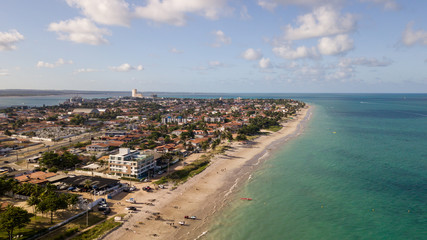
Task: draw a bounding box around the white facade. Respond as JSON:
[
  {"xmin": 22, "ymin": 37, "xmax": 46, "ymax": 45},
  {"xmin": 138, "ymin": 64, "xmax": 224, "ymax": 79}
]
[
  {"xmin": 131, "ymin": 89, "xmax": 143, "ymax": 98},
  {"xmin": 108, "ymin": 148, "xmax": 155, "ymax": 178}
]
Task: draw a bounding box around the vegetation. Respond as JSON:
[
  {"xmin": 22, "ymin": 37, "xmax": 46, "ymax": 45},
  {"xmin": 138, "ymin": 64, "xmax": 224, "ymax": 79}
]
[
  {"xmin": 267, "ymin": 125, "xmax": 282, "ymax": 132},
  {"xmin": 72, "ymin": 217, "xmax": 122, "ymax": 240},
  {"xmin": 51, "ymin": 227, "xmax": 79, "ymax": 240},
  {"xmin": 238, "ymin": 116, "xmax": 281, "ymax": 136},
  {"xmin": 0, "ymin": 206, "xmax": 33, "ymax": 240},
  {"xmin": 39, "ymin": 151, "xmax": 82, "ymax": 170}
]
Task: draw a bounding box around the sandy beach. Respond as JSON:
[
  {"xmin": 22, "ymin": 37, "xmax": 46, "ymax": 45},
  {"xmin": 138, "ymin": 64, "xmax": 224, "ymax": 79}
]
[{"xmin": 103, "ymin": 105, "xmax": 312, "ymax": 240}]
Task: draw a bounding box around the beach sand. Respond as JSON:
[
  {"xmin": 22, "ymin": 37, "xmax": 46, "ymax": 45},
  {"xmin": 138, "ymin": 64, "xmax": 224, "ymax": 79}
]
[{"xmin": 103, "ymin": 105, "xmax": 312, "ymax": 240}]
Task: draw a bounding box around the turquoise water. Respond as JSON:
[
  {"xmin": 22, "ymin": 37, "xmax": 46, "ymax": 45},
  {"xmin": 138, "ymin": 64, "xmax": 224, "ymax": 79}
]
[{"xmin": 206, "ymin": 94, "xmax": 427, "ymax": 240}]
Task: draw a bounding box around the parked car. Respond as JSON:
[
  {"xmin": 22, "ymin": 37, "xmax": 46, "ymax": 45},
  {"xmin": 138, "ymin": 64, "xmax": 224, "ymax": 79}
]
[
  {"xmin": 67, "ymin": 186, "xmax": 75, "ymax": 191},
  {"xmin": 126, "ymin": 206, "xmax": 137, "ymax": 211},
  {"xmin": 126, "ymin": 198, "xmax": 136, "ymax": 203},
  {"xmin": 103, "ymin": 208, "xmax": 111, "ymax": 215},
  {"xmin": 98, "ymin": 206, "xmax": 107, "ymax": 211}
]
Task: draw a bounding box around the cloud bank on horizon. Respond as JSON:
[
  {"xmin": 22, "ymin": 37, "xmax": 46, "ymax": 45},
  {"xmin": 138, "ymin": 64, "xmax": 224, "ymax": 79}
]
[{"xmin": 0, "ymin": 0, "xmax": 426, "ymax": 93}]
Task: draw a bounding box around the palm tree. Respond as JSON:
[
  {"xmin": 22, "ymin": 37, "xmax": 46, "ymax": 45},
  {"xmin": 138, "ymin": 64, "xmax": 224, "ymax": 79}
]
[
  {"xmin": 84, "ymin": 180, "xmax": 92, "ymax": 190},
  {"xmin": 27, "ymin": 195, "xmax": 40, "ymax": 221}
]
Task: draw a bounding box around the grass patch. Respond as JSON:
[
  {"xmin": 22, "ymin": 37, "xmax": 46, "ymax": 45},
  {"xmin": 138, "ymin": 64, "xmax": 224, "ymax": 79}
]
[
  {"xmin": 71, "ymin": 217, "xmax": 122, "ymax": 240},
  {"xmin": 43, "ymin": 211, "xmax": 107, "ymax": 240},
  {"xmin": 266, "ymin": 125, "xmax": 282, "ymax": 132},
  {"xmin": 0, "ymin": 215, "xmax": 54, "ymax": 240},
  {"xmin": 155, "ymin": 158, "xmax": 211, "ymax": 185},
  {"xmin": 51, "ymin": 227, "xmax": 79, "ymax": 240},
  {"xmin": 119, "ymin": 176, "xmax": 141, "ymax": 182}
]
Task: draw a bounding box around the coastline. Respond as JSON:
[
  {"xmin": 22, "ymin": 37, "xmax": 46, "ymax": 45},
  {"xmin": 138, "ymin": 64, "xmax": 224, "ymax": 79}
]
[{"xmin": 103, "ymin": 105, "xmax": 312, "ymax": 240}]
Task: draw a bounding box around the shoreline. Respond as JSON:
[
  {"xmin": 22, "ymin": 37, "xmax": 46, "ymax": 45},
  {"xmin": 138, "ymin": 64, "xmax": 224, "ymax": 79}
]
[{"xmin": 103, "ymin": 105, "xmax": 313, "ymax": 240}]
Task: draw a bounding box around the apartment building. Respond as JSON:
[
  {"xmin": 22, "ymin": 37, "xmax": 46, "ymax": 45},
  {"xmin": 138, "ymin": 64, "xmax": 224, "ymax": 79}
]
[{"xmin": 108, "ymin": 148, "xmax": 155, "ymax": 178}]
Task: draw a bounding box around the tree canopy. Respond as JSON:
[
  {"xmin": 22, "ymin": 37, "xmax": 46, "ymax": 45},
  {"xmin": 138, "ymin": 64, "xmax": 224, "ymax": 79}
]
[
  {"xmin": 39, "ymin": 151, "xmax": 81, "ymax": 170},
  {"xmin": 0, "ymin": 206, "xmax": 32, "ymax": 240}
]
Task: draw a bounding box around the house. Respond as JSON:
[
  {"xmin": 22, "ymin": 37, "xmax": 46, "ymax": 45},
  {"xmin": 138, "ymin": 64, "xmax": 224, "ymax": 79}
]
[
  {"xmin": 15, "ymin": 171, "xmax": 57, "ymax": 185},
  {"xmin": 86, "ymin": 143, "xmax": 109, "ymax": 152},
  {"xmin": 72, "ymin": 108, "xmax": 99, "ymax": 114},
  {"xmin": 190, "ymin": 137, "xmax": 209, "ymax": 148}
]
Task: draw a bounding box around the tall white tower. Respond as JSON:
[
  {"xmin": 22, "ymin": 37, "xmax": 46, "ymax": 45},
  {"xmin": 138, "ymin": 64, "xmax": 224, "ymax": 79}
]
[{"xmin": 132, "ymin": 89, "xmax": 137, "ymax": 97}]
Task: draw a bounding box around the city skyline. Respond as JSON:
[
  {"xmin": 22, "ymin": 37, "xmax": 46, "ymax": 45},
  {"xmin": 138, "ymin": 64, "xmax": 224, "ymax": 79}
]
[{"xmin": 1, "ymin": 0, "xmax": 427, "ymax": 93}]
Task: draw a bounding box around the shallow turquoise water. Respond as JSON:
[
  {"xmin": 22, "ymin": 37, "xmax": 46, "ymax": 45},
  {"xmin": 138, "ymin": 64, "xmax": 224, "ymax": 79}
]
[{"xmin": 206, "ymin": 94, "xmax": 427, "ymax": 240}]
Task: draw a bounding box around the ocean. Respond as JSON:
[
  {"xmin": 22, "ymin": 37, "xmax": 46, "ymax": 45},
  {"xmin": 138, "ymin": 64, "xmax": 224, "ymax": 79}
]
[{"xmin": 205, "ymin": 94, "xmax": 427, "ymax": 240}]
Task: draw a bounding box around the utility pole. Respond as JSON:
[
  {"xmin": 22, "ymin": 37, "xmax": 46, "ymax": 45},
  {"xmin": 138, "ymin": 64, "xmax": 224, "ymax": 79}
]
[{"xmin": 86, "ymin": 204, "xmax": 89, "ymax": 226}]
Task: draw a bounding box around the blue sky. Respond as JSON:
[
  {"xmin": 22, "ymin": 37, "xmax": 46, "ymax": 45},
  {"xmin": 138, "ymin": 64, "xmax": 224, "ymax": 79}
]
[{"xmin": 1, "ymin": 0, "xmax": 427, "ymax": 93}]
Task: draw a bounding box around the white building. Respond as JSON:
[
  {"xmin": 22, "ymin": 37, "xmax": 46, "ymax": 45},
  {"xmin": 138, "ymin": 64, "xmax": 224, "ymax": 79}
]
[
  {"xmin": 108, "ymin": 148, "xmax": 155, "ymax": 178},
  {"xmin": 132, "ymin": 89, "xmax": 143, "ymax": 98}
]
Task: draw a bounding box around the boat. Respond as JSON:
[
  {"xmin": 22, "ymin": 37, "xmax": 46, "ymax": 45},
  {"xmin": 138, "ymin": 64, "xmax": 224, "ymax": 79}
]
[{"xmin": 240, "ymin": 198, "xmax": 252, "ymax": 201}]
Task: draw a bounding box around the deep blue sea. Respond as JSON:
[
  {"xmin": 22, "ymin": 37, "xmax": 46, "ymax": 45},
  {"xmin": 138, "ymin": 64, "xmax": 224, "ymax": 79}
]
[
  {"xmin": 1, "ymin": 93, "xmax": 426, "ymax": 239},
  {"xmin": 204, "ymin": 94, "xmax": 427, "ymax": 240}
]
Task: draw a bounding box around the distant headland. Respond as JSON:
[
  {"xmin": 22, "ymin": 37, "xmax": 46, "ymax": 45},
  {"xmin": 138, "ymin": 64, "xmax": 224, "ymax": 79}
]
[{"xmin": 0, "ymin": 89, "xmax": 128, "ymax": 97}]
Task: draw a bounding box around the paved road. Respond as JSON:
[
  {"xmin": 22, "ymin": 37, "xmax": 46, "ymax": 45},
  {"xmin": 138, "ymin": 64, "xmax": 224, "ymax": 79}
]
[{"xmin": 0, "ymin": 131, "xmax": 104, "ymax": 168}]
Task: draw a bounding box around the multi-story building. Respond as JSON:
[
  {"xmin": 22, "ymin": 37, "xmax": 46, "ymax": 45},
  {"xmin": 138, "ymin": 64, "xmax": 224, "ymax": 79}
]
[{"xmin": 108, "ymin": 148, "xmax": 155, "ymax": 178}]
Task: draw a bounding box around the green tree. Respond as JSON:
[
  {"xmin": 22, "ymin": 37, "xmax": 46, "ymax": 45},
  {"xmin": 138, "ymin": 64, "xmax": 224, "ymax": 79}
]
[
  {"xmin": 201, "ymin": 141, "xmax": 210, "ymax": 152},
  {"xmin": 0, "ymin": 206, "xmax": 32, "ymax": 240},
  {"xmin": 236, "ymin": 134, "xmax": 248, "ymax": 141},
  {"xmin": 83, "ymin": 180, "xmax": 92, "ymax": 190},
  {"xmin": 0, "ymin": 177, "xmax": 16, "ymax": 196},
  {"xmin": 4, "ymin": 129, "xmax": 12, "ymax": 136},
  {"xmin": 27, "ymin": 195, "xmax": 40, "ymax": 220},
  {"xmin": 38, "ymin": 192, "xmax": 68, "ymax": 223}
]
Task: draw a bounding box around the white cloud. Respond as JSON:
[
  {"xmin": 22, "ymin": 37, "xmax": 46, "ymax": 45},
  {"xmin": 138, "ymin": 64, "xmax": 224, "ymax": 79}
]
[
  {"xmin": 74, "ymin": 68, "xmax": 100, "ymax": 73},
  {"xmin": 273, "ymin": 41, "xmax": 318, "ymax": 60},
  {"xmin": 170, "ymin": 47, "xmax": 183, "ymax": 54},
  {"xmin": 317, "ymin": 34, "xmax": 354, "ymax": 55},
  {"xmin": 212, "ymin": 30, "xmax": 231, "ymax": 47},
  {"xmin": 259, "ymin": 57, "xmax": 272, "ymax": 69},
  {"xmin": 360, "ymin": 0, "xmax": 399, "ymax": 11},
  {"xmin": 48, "ymin": 17, "xmax": 111, "ymax": 45},
  {"xmin": 257, "ymin": 1, "xmax": 277, "ymax": 11},
  {"xmin": 242, "ymin": 48, "xmax": 263, "ymax": 60},
  {"xmin": 326, "ymin": 67, "xmax": 354, "ymax": 81},
  {"xmin": 208, "ymin": 61, "xmax": 228, "ymax": 68},
  {"xmin": 37, "ymin": 58, "xmax": 73, "ymax": 68},
  {"xmin": 258, "ymin": 0, "xmax": 343, "ymax": 10},
  {"xmin": 66, "ymin": 0, "xmax": 131, "ymax": 26},
  {"xmin": 0, "ymin": 30, "xmax": 24, "ymax": 51},
  {"xmin": 284, "ymin": 6, "xmax": 356, "ymax": 40},
  {"xmin": 240, "ymin": 5, "xmax": 251, "ymax": 20},
  {"xmin": 338, "ymin": 57, "xmax": 393, "ymax": 67},
  {"xmin": 134, "ymin": 0, "xmax": 229, "ymax": 26},
  {"xmin": 402, "ymin": 22, "xmax": 427, "ymax": 46},
  {"xmin": 0, "ymin": 69, "xmax": 10, "ymax": 76},
  {"xmin": 110, "ymin": 63, "xmax": 143, "ymax": 72}
]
